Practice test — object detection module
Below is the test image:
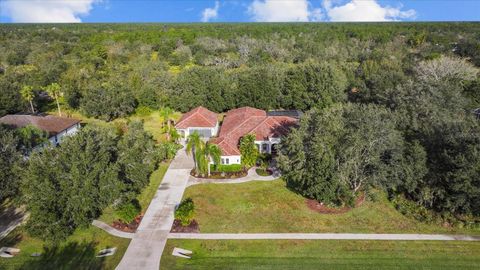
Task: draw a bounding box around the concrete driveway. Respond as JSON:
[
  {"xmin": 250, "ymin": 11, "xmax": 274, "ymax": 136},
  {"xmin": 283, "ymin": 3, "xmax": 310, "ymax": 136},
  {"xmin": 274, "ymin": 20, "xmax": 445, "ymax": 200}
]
[{"xmin": 116, "ymin": 145, "xmax": 193, "ymax": 270}]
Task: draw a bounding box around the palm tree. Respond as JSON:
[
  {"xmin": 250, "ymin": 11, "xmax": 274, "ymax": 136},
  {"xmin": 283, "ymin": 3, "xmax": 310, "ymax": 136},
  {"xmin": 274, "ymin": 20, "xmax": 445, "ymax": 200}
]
[
  {"xmin": 204, "ymin": 142, "xmax": 221, "ymax": 176},
  {"xmin": 20, "ymin": 85, "xmax": 35, "ymax": 113},
  {"xmin": 43, "ymin": 83, "xmax": 62, "ymax": 116},
  {"xmin": 160, "ymin": 107, "xmax": 174, "ymax": 141},
  {"xmin": 186, "ymin": 131, "xmax": 203, "ymax": 174}
]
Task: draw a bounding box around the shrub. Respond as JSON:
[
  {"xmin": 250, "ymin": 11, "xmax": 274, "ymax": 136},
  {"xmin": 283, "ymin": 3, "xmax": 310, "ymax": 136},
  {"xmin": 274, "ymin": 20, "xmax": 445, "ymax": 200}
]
[
  {"xmin": 134, "ymin": 106, "xmax": 153, "ymax": 116},
  {"xmin": 117, "ymin": 200, "xmax": 141, "ymax": 223},
  {"xmin": 175, "ymin": 198, "xmax": 195, "ymax": 226},
  {"xmin": 211, "ymin": 164, "xmax": 243, "ymax": 173}
]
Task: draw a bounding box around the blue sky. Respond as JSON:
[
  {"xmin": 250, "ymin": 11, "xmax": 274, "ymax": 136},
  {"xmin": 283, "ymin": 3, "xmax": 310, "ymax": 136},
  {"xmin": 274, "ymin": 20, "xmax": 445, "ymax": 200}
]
[{"xmin": 1, "ymin": 1, "xmax": 479, "ymax": 23}]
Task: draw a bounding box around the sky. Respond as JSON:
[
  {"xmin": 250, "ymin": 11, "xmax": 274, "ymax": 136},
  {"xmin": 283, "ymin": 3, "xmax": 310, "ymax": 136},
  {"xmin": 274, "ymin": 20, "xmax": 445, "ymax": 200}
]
[{"xmin": 0, "ymin": 0, "xmax": 479, "ymax": 23}]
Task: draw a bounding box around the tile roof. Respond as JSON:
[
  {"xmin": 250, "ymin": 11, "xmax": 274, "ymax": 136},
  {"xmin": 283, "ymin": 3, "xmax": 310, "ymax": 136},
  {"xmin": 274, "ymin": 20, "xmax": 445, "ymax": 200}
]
[
  {"xmin": 0, "ymin": 114, "xmax": 80, "ymax": 136},
  {"xmin": 212, "ymin": 107, "xmax": 297, "ymax": 156},
  {"xmin": 175, "ymin": 106, "xmax": 218, "ymax": 129}
]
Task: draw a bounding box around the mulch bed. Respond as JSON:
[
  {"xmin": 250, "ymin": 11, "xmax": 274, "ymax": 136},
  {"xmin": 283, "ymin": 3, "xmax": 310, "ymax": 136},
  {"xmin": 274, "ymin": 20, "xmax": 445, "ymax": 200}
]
[
  {"xmin": 111, "ymin": 214, "xmax": 143, "ymax": 233},
  {"xmin": 190, "ymin": 169, "xmax": 248, "ymax": 179},
  {"xmin": 306, "ymin": 193, "xmax": 366, "ymax": 214},
  {"xmin": 170, "ymin": 219, "xmax": 200, "ymax": 233}
]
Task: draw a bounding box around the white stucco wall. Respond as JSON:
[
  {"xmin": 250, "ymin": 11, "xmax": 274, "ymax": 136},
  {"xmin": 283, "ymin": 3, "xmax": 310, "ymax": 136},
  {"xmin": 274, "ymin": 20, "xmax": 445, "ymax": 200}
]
[
  {"xmin": 220, "ymin": 155, "xmax": 241, "ymax": 165},
  {"xmin": 177, "ymin": 122, "xmax": 219, "ymax": 139}
]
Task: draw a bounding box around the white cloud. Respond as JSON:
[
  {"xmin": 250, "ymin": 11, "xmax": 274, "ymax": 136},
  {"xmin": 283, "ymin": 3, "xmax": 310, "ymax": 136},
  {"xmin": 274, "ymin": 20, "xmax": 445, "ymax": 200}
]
[
  {"xmin": 324, "ymin": 0, "xmax": 415, "ymax": 22},
  {"xmin": 248, "ymin": 0, "xmax": 322, "ymax": 22},
  {"xmin": 201, "ymin": 1, "xmax": 220, "ymax": 22},
  {"xmin": 1, "ymin": 0, "xmax": 98, "ymax": 23}
]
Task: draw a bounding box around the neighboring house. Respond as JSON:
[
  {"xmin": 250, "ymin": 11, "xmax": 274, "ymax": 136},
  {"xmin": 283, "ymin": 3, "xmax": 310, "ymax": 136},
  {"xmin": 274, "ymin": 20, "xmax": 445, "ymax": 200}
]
[
  {"xmin": 175, "ymin": 106, "xmax": 219, "ymax": 139},
  {"xmin": 0, "ymin": 114, "xmax": 81, "ymax": 146},
  {"xmin": 177, "ymin": 106, "xmax": 297, "ymax": 165}
]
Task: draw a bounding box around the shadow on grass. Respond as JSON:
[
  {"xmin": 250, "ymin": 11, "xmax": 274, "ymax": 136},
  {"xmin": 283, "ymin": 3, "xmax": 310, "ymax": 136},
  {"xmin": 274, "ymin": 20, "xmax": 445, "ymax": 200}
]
[{"xmin": 19, "ymin": 242, "xmax": 106, "ymax": 270}]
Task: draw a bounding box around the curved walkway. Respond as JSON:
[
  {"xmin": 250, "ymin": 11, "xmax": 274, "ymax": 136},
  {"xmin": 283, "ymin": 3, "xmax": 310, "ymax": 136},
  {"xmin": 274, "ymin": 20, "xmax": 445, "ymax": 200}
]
[
  {"xmin": 187, "ymin": 167, "xmax": 280, "ymax": 187},
  {"xmin": 168, "ymin": 233, "xmax": 480, "ymax": 241},
  {"xmin": 92, "ymin": 220, "xmax": 134, "ymax": 239}
]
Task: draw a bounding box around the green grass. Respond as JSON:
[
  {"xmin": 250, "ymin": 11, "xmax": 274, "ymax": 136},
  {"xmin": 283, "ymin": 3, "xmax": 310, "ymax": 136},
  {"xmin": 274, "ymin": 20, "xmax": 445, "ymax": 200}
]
[
  {"xmin": 161, "ymin": 239, "xmax": 480, "ymax": 270},
  {"xmin": 183, "ymin": 180, "xmax": 479, "ymax": 234},
  {"xmin": 99, "ymin": 162, "xmax": 170, "ymax": 224},
  {"xmin": 0, "ymin": 226, "xmax": 130, "ymax": 270}
]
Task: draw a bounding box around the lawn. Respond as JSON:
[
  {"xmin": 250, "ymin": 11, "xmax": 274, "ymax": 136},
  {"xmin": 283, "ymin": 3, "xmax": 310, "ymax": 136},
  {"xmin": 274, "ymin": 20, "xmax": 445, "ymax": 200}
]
[
  {"xmin": 99, "ymin": 162, "xmax": 170, "ymax": 224},
  {"xmin": 0, "ymin": 226, "xmax": 130, "ymax": 270},
  {"xmin": 161, "ymin": 239, "xmax": 480, "ymax": 270},
  {"xmin": 183, "ymin": 180, "xmax": 480, "ymax": 234}
]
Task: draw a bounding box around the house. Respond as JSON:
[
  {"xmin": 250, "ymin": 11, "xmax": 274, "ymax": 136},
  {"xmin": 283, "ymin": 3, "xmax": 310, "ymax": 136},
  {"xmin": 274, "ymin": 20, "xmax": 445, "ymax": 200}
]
[
  {"xmin": 0, "ymin": 114, "xmax": 81, "ymax": 146},
  {"xmin": 175, "ymin": 106, "xmax": 219, "ymax": 139},
  {"xmin": 177, "ymin": 106, "xmax": 297, "ymax": 165}
]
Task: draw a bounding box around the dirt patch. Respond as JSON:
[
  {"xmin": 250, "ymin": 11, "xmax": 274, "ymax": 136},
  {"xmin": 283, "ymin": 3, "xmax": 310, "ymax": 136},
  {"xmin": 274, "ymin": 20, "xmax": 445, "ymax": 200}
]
[
  {"xmin": 306, "ymin": 193, "xmax": 365, "ymax": 214},
  {"xmin": 170, "ymin": 219, "xmax": 200, "ymax": 233},
  {"xmin": 111, "ymin": 214, "xmax": 143, "ymax": 233}
]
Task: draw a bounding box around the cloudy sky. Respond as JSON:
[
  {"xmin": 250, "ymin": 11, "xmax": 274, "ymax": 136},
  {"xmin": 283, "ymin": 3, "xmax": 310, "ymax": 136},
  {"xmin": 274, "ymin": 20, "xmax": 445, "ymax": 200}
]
[{"xmin": 0, "ymin": 0, "xmax": 479, "ymax": 23}]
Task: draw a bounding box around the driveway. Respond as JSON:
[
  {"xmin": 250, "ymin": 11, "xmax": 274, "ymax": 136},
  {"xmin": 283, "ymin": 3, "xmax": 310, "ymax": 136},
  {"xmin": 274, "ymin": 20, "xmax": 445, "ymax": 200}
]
[{"xmin": 116, "ymin": 145, "xmax": 193, "ymax": 270}]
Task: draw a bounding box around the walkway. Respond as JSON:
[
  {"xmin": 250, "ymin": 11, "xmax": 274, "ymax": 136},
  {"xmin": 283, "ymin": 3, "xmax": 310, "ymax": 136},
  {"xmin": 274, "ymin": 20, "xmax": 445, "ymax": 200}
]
[
  {"xmin": 92, "ymin": 220, "xmax": 133, "ymax": 239},
  {"xmin": 0, "ymin": 205, "xmax": 26, "ymax": 240},
  {"xmin": 187, "ymin": 166, "xmax": 280, "ymax": 187},
  {"xmin": 116, "ymin": 144, "xmax": 194, "ymax": 270},
  {"xmin": 168, "ymin": 233, "xmax": 480, "ymax": 241}
]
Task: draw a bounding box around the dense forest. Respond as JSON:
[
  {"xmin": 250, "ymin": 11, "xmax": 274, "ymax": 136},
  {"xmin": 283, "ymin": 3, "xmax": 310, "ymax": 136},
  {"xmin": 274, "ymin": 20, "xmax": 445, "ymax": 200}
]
[{"xmin": 1, "ymin": 23, "xmax": 479, "ymax": 234}]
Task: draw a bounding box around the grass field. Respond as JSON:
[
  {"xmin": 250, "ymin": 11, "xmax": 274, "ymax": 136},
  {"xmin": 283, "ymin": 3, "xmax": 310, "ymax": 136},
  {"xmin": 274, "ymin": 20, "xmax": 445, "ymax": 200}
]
[
  {"xmin": 0, "ymin": 226, "xmax": 130, "ymax": 270},
  {"xmin": 183, "ymin": 180, "xmax": 479, "ymax": 235},
  {"xmin": 161, "ymin": 239, "xmax": 480, "ymax": 270}
]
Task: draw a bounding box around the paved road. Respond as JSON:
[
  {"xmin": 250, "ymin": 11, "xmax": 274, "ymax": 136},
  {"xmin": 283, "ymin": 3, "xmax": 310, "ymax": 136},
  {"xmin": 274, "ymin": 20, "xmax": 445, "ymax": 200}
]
[
  {"xmin": 168, "ymin": 233, "xmax": 480, "ymax": 241},
  {"xmin": 116, "ymin": 145, "xmax": 193, "ymax": 270}
]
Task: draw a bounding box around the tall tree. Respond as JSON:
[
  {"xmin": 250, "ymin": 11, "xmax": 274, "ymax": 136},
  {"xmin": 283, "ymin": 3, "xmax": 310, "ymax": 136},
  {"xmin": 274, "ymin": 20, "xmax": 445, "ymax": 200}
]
[
  {"xmin": 186, "ymin": 131, "xmax": 203, "ymax": 173},
  {"xmin": 20, "ymin": 85, "xmax": 35, "ymax": 113},
  {"xmin": 43, "ymin": 82, "xmax": 62, "ymax": 116},
  {"xmin": 117, "ymin": 121, "xmax": 157, "ymax": 201},
  {"xmin": 22, "ymin": 125, "xmax": 121, "ymax": 241},
  {"xmin": 0, "ymin": 126, "xmax": 22, "ymax": 202},
  {"xmin": 239, "ymin": 133, "xmax": 259, "ymax": 168},
  {"xmin": 204, "ymin": 142, "xmax": 221, "ymax": 176},
  {"xmin": 160, "ymin": 107, "xmax": 174, "ymax": 141}
]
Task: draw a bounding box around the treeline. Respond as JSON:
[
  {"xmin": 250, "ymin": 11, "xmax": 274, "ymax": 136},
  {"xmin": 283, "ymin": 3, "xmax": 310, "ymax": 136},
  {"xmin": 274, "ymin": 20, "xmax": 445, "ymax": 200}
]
[
  {"xmin": 1, "ymin": 23, "xmax": 479, "ymax": 119},
  {"xmin": 278, "ymin": 55, "xmax": 480, "ymax": 223}
]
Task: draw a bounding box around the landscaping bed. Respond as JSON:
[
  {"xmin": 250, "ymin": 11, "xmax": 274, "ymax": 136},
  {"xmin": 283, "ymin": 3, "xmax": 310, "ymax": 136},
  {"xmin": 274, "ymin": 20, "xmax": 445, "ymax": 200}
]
[
  {"xmin": 190, "ymin": 166, "xmax": 248, "ymax": 179},
  {"xmin": 111, "ymin": 214, "xmax": 143, "ymax": 233},
  {"xmin": 306, "ymin": 193, "xmax": 365, "ymax": 214},
  {"xmin": 255, "ymin": 167, "xmax": 273, "ymax": 176},
  {"xmin": 170, "ymin": 219, "xmax": 200, "ymax": 233}
]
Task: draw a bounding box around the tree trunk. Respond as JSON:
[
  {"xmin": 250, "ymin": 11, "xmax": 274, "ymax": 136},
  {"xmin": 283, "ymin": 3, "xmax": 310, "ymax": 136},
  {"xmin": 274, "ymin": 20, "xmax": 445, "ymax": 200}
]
[
  {"xmin": 207, "ymin": 159, "xmax": 211, "ymax": 177},
  {"xmin": 55, "ymin": 95, "xmax": 62, "ymax": 116},
  {"xmin": 29, "ymin": 100, "xmax": 35, "ymax": 114},
  {"xmin": 166, "ymin": 119, "xmax": 171, "ymax": 141}
]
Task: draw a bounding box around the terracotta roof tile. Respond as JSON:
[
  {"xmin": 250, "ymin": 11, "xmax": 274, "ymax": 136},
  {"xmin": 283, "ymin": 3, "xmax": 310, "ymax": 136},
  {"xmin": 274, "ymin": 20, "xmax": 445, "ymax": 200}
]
[
  {"xmin": 175, "ymin": 106, "xmax": 218, "ymax": 128},
  {"xmin": 211, "ymin": 107, "xmax": 297, "ymax": 156}
]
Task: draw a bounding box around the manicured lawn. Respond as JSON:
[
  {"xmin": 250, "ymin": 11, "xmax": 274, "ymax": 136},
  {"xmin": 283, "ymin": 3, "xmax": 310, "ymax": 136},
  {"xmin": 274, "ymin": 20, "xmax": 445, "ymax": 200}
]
[
  {"xmin": 0, "ymin": 226, "xmax": 130, "ymax": 270},
  {"xmin": 99, "ymin": 162, "xmax": 170, "ymax": 224},
  {"xmin": 183, "ymin": 180, "xmax": 479, "ymax": 234},
  {"xmin": 161, "ymin": 239, "xmax": 480, "ymax": 270}
]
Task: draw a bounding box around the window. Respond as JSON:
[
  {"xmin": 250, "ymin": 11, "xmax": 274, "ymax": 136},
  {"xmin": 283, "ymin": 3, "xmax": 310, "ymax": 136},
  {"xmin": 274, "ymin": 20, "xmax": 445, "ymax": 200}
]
[
  {"xmin": 262, "ymin": 143, "xmax": 268, "ymax": 152},
  {"xmin": 225, "ymin": 158, "xmax": 229, "ymax": 165}
]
